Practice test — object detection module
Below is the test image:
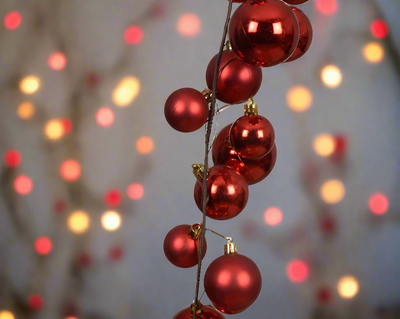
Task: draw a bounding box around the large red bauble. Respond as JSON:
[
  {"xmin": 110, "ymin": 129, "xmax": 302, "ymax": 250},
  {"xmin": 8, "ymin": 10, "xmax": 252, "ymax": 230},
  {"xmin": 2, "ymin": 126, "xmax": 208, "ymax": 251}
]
[
  {"xmin": 283, "ymin": 0, "xmax": 308, "ymax": 4},
  {"xmin": 285, "ymin": 7, "xmax": 313, "ymax": 62},
  {"xmin": 194, "ymin": 165, "xmax": 249, "ymax": 220},
  {"xmin": 230, "ymin": 114, "xmax": 275, "ymax": 159},
  {"xmin": 229, "ymin": 0, "xmax": 300, "ymax": 67},
  {"xmin": 204, "ymin": 252, "xmax": 262, "ymax": 314},
  {"xmin": 173, "ymin": 305, "xmax": 225, "ymax": 319},
  {"xmin": 206, "ymin": 49, "xmax": 262, "ymax": 104},
  {"xmin": 163, "ymin": 224, "xmax": 207, "ymax": 268},
  {"xmin": 164, "ymin": 88, "xmax": 209, "ymax": 132}
]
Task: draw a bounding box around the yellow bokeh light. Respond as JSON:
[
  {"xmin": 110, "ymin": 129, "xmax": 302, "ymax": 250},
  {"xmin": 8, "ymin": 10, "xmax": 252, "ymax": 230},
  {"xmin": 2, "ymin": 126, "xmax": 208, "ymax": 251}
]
[
  {"xmin": 112, "ymin": 76, "xmax": 140, "ymax": 107},
  {"xmin": 101, "ymin": 211, "xmax": 121, "ymax": 231},
  {"xmin": 20, "ymin": 76, "xmax": 40, "ymax": 94},
  {"xmin": 321, "ymin": 65, "xmax": 342, "ymax": 88},
  {"xmin": 68, "ymin": 211, "xmax": 90, "ymax": 234},
  {"xmin": 0, "ymin": 311, "xmax": 15, "ymax": 319},
  {"xmin": 363, "ymin": 42, "xmax": 384, "ymax": 63},
  {"xmin": 17, "ymin": 101, "xmax": 35, "ymax": 120},
  {"xmin": 286, "ymin": 86, "xmax": 313, "ymax": 112},
  {"xmin": 313, "ymin": 134, "xmax": 335, "ymax": 157},
  {"xmin": 338, "ymin": 276, "xmax": 359, "ymax": 299},
  {"xmin": 320, "ymin": 179, "xmax": 345, "ymax": 204},
  {"xmin": 45, "ymin": 119, "xmax": 64, "ymax": 140}
]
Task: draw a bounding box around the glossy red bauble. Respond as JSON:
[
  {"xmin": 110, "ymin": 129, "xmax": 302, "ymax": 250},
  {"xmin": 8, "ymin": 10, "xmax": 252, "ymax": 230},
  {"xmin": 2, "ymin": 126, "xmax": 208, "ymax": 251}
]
[
  {"xmin": 230, "ymin": 114, "xmax": 275, "ymax": 159},
  {"xmin": 204, "ymin": 252, "xmax": 262, "ymax": 314},
  {"xmin": 206, "ymin": 49, "xmax": 262, "ymax": 104},
  {"xmin": 285, "ymin": 7, "xmax": 313, "ymax": 62},
  {"xmin": 173, "ymin": 304, "xmax": 225, "ymax": 319},
  {"xmin": 229, "ymin": 0, "xmax": 300, "ymax": 67},
  {"xmin": 194, "ymin": 165, "xmax": 249, "ymax": 220},
  {"xmin": 283, "ymin": 0, "xmax": 308, "ymax": 4},
  {"xmin": 164, "ymin": 88, "xmax": 209, "ymax": 133},
  {"xmin": 163, "ymin": 224, "xmax": 207, "ymax": 268}
]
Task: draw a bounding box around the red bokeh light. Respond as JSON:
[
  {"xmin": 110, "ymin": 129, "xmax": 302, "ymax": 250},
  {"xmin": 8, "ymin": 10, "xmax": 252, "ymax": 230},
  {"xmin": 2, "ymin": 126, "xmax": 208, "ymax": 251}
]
[
  {"xmin": 287, "ymin": 260, "xmax": 309, "ymax": 283},
  {"xmin": 264, "ymin": 207, "xmax": 283, "ymax": 226},
  {"xmin": 4, "ymin": 149, "xmax": 21, "ymax": 168},
  {"xmin": 60, "ymin": 160, "xmax": 81, "ymax": 182},
  {"xmin": 35, "ymin": 236, "xmax": 52, "ymax": 255},
  {"xmin": 369, "ymin": 193, "xmax": 389, "ymax": 215},
  {"xmin": 124, "ymin": 26, "xmax": 143, "ymax": 45},
  {"xmin": 14, "ymin": 175, "xmax": 33, "ymax": 195},
  {"xmin": 4, "ymin": 11, "xmax": 22, "ymax": 30},
  {"xmin": 48, "ymin": 52, "xmax": 67, "ymax": 70},
  {"xmin": 77, "ymin": 252, "xmax": 92, "ymax": 267},
  {"xmin": 105, "ymin": 189, "xmax": 122, "ymax": 206},
  {"xmin": 320, "ymin": 216, "xmax": 336, "ymax": 234},
  {"xmin": 127, "ymin": 183, "xmax": 144, "ymax": 200},
  {"xmin": 316, "ymin": 286, "xmax": 332, "ymax": 304},
  {"xmin": 109, "ymin": 246, "xmax": 124, "ymax": 261},
  {"xmin": 96, "ymin": 107, "xmax": 114, "ymax": 127},
  {"xmin": 53, "ymin": 199, "xmax": 67, "ymax": 214},
  {"xmin": 28, "ymin": 294, "xmax": 43, "ymax": 310},
  {"xmin": 315, "ymin": 0, "xmax": 338, "ymax": 16},
  {"xmin": 62, "ymin": 118, "xmax": 73, "ymax": 134},
  {"xmin": 86, "ymin": 73, "xmax": 100, "ymax": 88},
  {"xmin": 370, "ymin": 19, "xmax": 389, "ymax": 39}
]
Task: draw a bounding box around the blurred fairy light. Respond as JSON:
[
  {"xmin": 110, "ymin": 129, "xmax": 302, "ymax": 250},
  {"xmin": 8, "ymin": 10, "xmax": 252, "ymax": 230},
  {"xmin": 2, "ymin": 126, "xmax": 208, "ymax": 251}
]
[
  {"xmin": 14, "ymin": 175, "xmax": 33, "ymax": 195},
  {"xmin": 177, "ymin": 13, "xmax": 201, "ymax": 37},
  {"xmin": 263, "ymin": 207, "xmax": 282, "ymax": 226},
  {"xmin": 96, "ymin": 107, "xmax": 114, "ymax": 127},
  {"xmin": 338, "ymin": 276, "xmax": 359, "ymax": 299},
  {"xmin": 313, "ymin": 134, "xmax": 335, "ymax": 157},
  {"xmin": 68, "ymin": 211, "xmax": 90, "ymax": 234},
  {"xmin": 127, "ymin": 183, "xmax": 144, "ymax": 200},
  {"xmin": 370, "ymin": 19, "xmax": 389, "ymax": 39},
  {"xmin": 45, "ymin": 119, "xmax": 64, "ymax": 140},
  {"xmin": 287, "ymin": 260, "xmax": 309, "ymax": 283},
  {"xmin": 0, "ymin": 310, "xmax": 15, "ymax": 319},
  {"xmin": 105, "ymin": 189, "xmax": 122, "ymax": 206},
  {"xmin": 136, "ymin": 136, "xmax": 154, "ymax": 154},
  {"xmin": 101, "ymin": 211, "xmax": 121, "ymax": 231},
  {"xmin": 124, "ymin": 25, "xmax": 143, "ymax": 45},
  {"xmin": 48, "ymin": 52, "xmax": 67, "ymax": 70},
  {"xmin": 35, "ymin": 236, "xmax": 52, "ymax": 255},
  {"xmin": 369, "ymin": 193, "xmax": 389, "ymax": 215},
  {"xmin": 363, "ymin": 42, "xmax": 384, "ymax": 63},
  {"xmin": 320, "ymin": 179, "xmax": 345, "ymax": 204},
  {"xmin": 3, "ymin": 11, "xmax": 22, "ymax": 30},
  {"xmin": 17, "ymin": 101, "xmax": 35, "ymax": 119},
  {"xmin": 315, "ymin": 0, "xmax": 338, "ymax": 15},
  {"xmin": 4, "ymin": 149, "xmax": 21, "ymax": 168},
  {"xmin": 321, "ymin": 65, "xmax": 342, "ymax": 88},
  {"xmin": 60, "ymin": 160, "xmax": 81, "ymax": 182},
  {"xmin": 28, "ymin": 294, "xmax": 43, "ymax": 310},
  {"xmin": 112, "ymin": 76, "xmax": 140, "ymax": 107},
  {"xmin": 20, "ymin": 76, "xmax": 40, "ymax": 94},
  {"xmin": 286, "ymin": 86, "xmax": 312, "ymax": 112}
]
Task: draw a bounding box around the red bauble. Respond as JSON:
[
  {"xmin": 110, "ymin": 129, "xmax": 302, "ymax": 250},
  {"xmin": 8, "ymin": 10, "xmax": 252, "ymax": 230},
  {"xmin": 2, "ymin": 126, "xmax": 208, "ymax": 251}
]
[
  {"xmin": 164, "ymin": 88, "xmax": 209, "ymax": 133},
  {"xmin": 229, "ymin": 0, "xmax": 300, "ymax": 67},
  {"xmin": 206, "ymin": 49, "xmax": 262, "ymax": 104},
  {"xmin": 285, "ymin": 7, "xmax": 313, "ymax": 62},
  {"xmin": 163, "ymin": 224, "xmax": 207, "ymax": 268},
  {"xmin": 204, "ymin": 252, "xmax": 262, "ymax": 314},
  {"xmin": 173, "ymin": 305, "xmax": 225, "ymax": 319},
  {"xmin": 194, "ymin": 165, "xmax": 249, "ymax": 220},
  {"xmin": 230, "ymin": 114, "xmax": 275, "ymax": 159},
  {"xmin": 283, "ymin": 0, "xmax": 308, "ymax": 4}
]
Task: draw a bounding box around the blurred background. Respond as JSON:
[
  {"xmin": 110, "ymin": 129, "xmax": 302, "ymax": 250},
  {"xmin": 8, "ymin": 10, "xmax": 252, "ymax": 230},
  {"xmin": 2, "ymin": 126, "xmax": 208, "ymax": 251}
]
[{"xmin": 0, "ymin": 0, "xmax": 399, "ymax": 318}]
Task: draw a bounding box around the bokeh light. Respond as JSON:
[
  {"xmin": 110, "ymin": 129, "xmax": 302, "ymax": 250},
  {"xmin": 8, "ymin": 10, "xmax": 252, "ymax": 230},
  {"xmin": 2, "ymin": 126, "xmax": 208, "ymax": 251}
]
[
  {"xmin": 136, "ymin": 136, "xmax": 154, "ymax": 154},
  {"xmin": 316, "ymin": 287, "xmax": 332, "ymax": 304},
  {"xmin": 124, "ymin": 25, "xmax": 143, "ymax": 44},
  {"xmin": 109, "ymin": 246, "xmax": 124, "ymax": 261},
  {"xmin": 264, "ymin": 207, "xmax": 283, "ymax": 226},
  {"xmin": 4, "ymin": 149, "xmax": 21, "ymax": 168},
  {"xmin": 338, "ymin": 276, "xmax": 359, "ymax": 299},
  {"xmin": 101, "ymin": 211, "xmax": 121, "ymax": 231},
  {"xmin": 45, "ymin": 119, "xmax": 64, "ymax": 140},
  {"xmin": 20, "ymin": 76, "xmax": 40, "ymax": 94},
  {"xmin": 105, "ymin": 189, "xmax": 122, "ymax": 206},
  {"xmin": 315, "ymin": 0, "xmax": 338, "ymax": 15},
  {"xmin": 112, "ymin": 76, "xmax": 140, "ymax": 107},
  {"xmin": 313, "ymin": 134, "xmax": 335, "ymax": 157},
  {"xmin": 35, "ymin": 236, "xmax": 52, "ymax": 255},
  {"xmin": 287, "ymin": 260, "xmax": 309, "ymax": 283},
  {"xmin": 14, "ymin": 175, "xmax": 33, "ymax": 195},
  {"xmin": 320, "ymin": 179, "xmax": 345, "ymax": 204},
  {"xmin": 60, "ymin": 160, "xmax": 81, "ymax": 182},
  {"xmin": 127, "ymin": 183, "xmax": 144, "ymax": 200},
  {"xmin": 28, "ymin": 294, "xmax": 43, "ymax": 310},
  {"xmin": 370, "ymin": 19, "xmax": 389, "ymax": 39},
  {"xmin": 369, "ymin": 193, "xmax": 389, "ymax": 215},
  {"xmin": 53, "ymin": 199, "xmax": 67, "ymax": 214},
  {"xmin": 286, "ymin": 86, "xmax": 312, "ymax": 112},
  {"xmin": 0, "ymin": 310, "xmax": 15, "ymax": 319},
  {"xmin": 68, "ymin": 211, "xmax": 90, "ymax": 234},
  {"xmin": 363, "ymin": 42, "xmax": 384, "ymax": 63},
  {"xmin": 177, "ymin": 13, "xmax": 201, "ymax": 37},
  {"xmin": 96, "ymin": 107, "xmax": 114, "ymax": 127},
  {"xmin": 48, "ymin": 52, "xmax": 67, "ymax": 70},
  {"xmin": 321, "ymin": 65, "xmax": 342, "ymax": 88},
  {"xmin": 17, "ymin": 101, "xmax": 35, "ymax": 120},
  {"xmin": 3, "ymin": 11, "xmax": 22, "ymax": 30}
]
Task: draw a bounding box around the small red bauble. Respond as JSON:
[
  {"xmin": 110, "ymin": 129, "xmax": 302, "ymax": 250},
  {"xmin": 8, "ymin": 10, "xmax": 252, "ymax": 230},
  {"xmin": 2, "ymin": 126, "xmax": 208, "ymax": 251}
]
[
  {"xmin": 173, "ymin": 304, "xmax": 225, "ymax": 319},
  {"xmin": 230, "ymin": 114, "xmax": 275, "ymax": 159},
  {"xmin": 204, "ymin": 250, "xmax": 262, "ymax": 314},
  {"xmin": 283, "ymin": 0, "xmax": 308, "ymax": 4},
  {"xmin": 163, "ymin": 224, "xmax": 207, "ymax": 268},
  {"xmin": 165, "ymin": 88, "xmax": 209, "ymax": 133},
  {"xmin": 229, "ymin": 0, "xmax": 300, "ymax": 67},
  {"xmin": 194, "ymin": 165, "xmax": 249, "ymax": 220},
  {"xmin": 285, "ymin": 7, "xmax": 313, "ymax": 62},
  {"xmin": 206, "ymin": 49, "xmax": 262, "ymax": 104}
]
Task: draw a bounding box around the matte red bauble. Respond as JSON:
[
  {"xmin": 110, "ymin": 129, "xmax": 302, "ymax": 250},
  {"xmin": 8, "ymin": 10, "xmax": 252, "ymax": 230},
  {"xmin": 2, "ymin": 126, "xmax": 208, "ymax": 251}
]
[
  {"xmin": 163, "ymin": 224, "xmax": 207, "ymax": 268},
  {"xmin": 206, "ymin": 49, "xmax": 262, "ymax": 104},
  {"xmin": 204, "ymin": 251, "xmax": 262, "ymax": 314},
  {"xmin": 285, "ymin": 7, "xmax": 313, "ymax": 62},
  {"xmin": 173, "ymin": 304, "xmax": 225, "ymax": 319},
  {"xmin": 194, "ymin": 165, "xmax": 249, "ymax": 220},
  {"xmin": 230, "ymin": 114, "xmax": 275, "ymax": 159},
  {"xmin": 283, "ymin": 0, "xmax": 308, "ymax": 4},
  {"xmin": 229, "ymin": 0, "xmax": 300, "ymax": 67},
  {"xmin": 164, "ymin": 88, "xmax": 209, "ymax": 133}
]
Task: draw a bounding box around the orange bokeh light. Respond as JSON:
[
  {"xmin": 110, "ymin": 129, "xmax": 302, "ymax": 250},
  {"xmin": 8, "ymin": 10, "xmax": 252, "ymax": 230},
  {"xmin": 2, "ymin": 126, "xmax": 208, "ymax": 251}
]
[
  {"xmin": 14, "ymin": 175, "xmax": 33, "ymax": 195},
  {"xmin": 287, "ymin": 260, "xmax": 309, "ymax": 283},
  {"xmin": 136, "ymin": 136, "xmax": 154, "ymax": 154},
  {"xmin": 96, "ymin": 107, "xmax": 114, "ymax": 127},
  {"xmin": 48, "ymin": 52, "xmax": 67, "ymax": 70},
  {"xmin": 315, "ymin": 0, "xmax": 338, "ymax": 15},
  {"xmin": 35, "ymin": 236, "xmax": 52, "ymax": 255},
  {"xmin": 127, "ymin": 183, "xmax": 144, "ymax": 200},
  {"xmin": 369, "ymin": 193, "xmax": 389, "ymax": 215},
  {"xmin": 124, "ymin": 25, "xmax": 143, "ymax": 44},
  {"xmin": 4, "ymin": 149, "xmax": 21, "ymax": 168},
  {"xmin": 60, "ymin": 160, "xmax": 81, "ymax": 182},
  {"xmin": 264, "ymin": 207, "xmax": 283, "ymax": 226},
  {"xmin": 4, "ymin": 11, "xmax": 22, "ymax": 30},
  {"xmin": 177, "ymin": 13, "xmax": 201, "ymax": 37}
]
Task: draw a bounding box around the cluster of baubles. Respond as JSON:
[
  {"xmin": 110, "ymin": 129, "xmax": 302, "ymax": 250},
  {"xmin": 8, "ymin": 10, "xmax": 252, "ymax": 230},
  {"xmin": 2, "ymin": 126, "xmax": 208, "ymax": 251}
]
[{"xmin": 164, "ymin": 0, "xmax": 312, "ymax": 317}]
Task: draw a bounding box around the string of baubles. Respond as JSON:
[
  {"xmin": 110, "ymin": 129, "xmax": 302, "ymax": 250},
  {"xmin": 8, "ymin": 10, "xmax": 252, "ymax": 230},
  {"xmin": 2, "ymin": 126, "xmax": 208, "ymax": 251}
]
[{"xmin": 164, "ymin": 0, "xmax": 312, "ymax": 317}]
